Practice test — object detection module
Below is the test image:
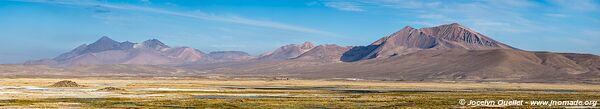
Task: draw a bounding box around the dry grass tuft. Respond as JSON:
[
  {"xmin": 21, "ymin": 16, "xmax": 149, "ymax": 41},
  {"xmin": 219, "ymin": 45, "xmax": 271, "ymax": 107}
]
[{"xmin": 97, "ymin": 87, "xmax": 126, "ymax": 92}]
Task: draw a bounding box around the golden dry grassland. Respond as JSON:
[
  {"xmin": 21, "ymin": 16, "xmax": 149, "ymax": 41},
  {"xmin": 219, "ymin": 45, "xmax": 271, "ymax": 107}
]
[{"xmin": 0, "ymin": 78, "xmax": 599, "ymax": 108}]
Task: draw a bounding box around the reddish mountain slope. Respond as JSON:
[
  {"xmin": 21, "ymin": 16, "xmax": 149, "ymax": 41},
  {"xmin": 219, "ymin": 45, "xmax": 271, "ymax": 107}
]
[
  {"xmin": 293, "ymin": 44, "xmax": 351, "ymax": 62},
  {"xmin": 18, "ymin": 23, "xmax": 600, "ymax": 83},
  {"xmin": 207, "ymin": 51, "xmax": 254, "ymax": 62},
  {"xmin": 342, "ymin": 23, "xmax": 515, "ymax": 62},
  {"xmin": 258, "ymin": 42, "xmax": 315, "ymax": 60},
  {"xmin": 26, "ymin": 37, "xmax": 208, "ymax": 66}
]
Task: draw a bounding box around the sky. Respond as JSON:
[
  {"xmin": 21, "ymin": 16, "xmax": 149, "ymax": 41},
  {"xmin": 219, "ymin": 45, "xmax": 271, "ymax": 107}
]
[{"xmin": 0, "ymin": 0, "xmax": 599, "ymax": 63}]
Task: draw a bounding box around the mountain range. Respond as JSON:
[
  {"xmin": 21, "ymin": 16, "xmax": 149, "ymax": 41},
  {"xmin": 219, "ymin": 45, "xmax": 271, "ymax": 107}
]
[
  {"xmin": 25, "ymin": 36, "xmax": 252, "ymax": 66},
  {"xmin": 16, "ymin": 23, "xmax": 600, "ymax": 83}
]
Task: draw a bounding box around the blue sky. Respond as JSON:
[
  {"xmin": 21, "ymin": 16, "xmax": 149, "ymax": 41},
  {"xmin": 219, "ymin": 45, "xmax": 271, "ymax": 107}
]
[{"xmin": 0, "ymin": 0, "xmax": 599, "ymax": 63}]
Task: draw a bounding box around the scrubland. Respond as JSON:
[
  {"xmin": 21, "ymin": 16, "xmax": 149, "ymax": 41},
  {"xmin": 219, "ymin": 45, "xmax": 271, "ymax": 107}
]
[{"xmin": 0, "ymin": 78, "xmax": 599, "ymax": 108}]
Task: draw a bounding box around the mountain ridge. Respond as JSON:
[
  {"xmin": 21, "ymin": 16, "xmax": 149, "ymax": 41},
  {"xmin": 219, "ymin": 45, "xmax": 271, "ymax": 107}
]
[
  {"xmin": 341, "ymin": 23, "xmax": 516, "ymax": 62},
  {"xmin": 25, "ymin": 37, "xmax": 252, "ymax": 66},
  {"xmin": 18, "ymin": 23, "xmax": 600, "ymax": 83},
  {"xmin": 257, "ymin": 41, "xmax": 316, "ymax": 60}
]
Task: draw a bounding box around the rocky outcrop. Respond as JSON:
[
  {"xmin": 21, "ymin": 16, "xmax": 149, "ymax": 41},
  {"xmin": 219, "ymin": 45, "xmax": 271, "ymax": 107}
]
[
  {"xmin": 97, "ymin": 87, "xmax": 126, "ymax": 91},
  {"xmin": 50, "ymin": 80, "xmax": 83, "ymax": 87}
]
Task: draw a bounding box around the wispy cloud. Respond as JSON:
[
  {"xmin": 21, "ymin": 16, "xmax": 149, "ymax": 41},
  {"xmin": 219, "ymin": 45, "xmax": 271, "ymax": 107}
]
[
  {"xmin": 13, "ymin": 0, "xmax": 340, "ymax": 37},
  {"xmin": 139, "ymin": 0, "xmax": 150, "ymax": 4},
  {"xmin": 545, "ymin": 13, "xmax": 568, "ymax": 18},
  {"xmin": 323, "ymin": 1, "xmax": 364, "ymax": 12},
  {"xmin": 486, "ymin": 0, "xmax": 536, "ymax": 8},
  {"xmin": 89, "ymin": 5, "xmax": 111, "ymax": 13},
  {"xmin": 566, "ymin": 38, "xmax": 595, "ymax": 46},
  {"xmin": 323, "ymin": 0, "xmax": 541, "ymax": 34},
  {"xmin": 366, "ymin": 0, "xmax": 441, "ymax": 9},
  {"xmin": 549, "ymin": 0, "xmax": 598, "ymax": 11},
  {"xmin": 417, "ymin": 14, "xmax": 448, "ymax": 20}
]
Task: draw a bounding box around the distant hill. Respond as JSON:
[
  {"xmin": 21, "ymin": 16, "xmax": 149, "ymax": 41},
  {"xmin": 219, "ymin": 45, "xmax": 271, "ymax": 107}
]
[
  {"xmin": 17, "ymin": 23, "xmax": 600, "ymax": 83},
  {"xmin": 258, "ymin": 42, "xmax": 315, "ymax": 60},
  {"xmin": 341, "ymin": 23, "xmax": 515, "ymax": 62},
  {"xmin": 207, "ymin": 51, "xmax": 254, "ymax": 62},
  {"xmin": 25, "ymin": 37, "xmax": 251, "ymax": 66},
  {"xmin": 293, "ymin": 44, "xmax": 351, "ymax": 62},
  {"xmin": 201, "ymin": 23, "xmax": 600, "ymax": 83}
]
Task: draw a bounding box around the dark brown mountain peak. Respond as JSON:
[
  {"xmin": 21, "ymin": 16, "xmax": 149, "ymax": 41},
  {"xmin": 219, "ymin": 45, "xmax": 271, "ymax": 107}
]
[
  {"xmin": 88, "ymin": 36, "xmax": 120, "ymax": 50},
  {"xmin": 341, "ymin": 23, "xmax": 517, "ymax": 62},
  {"xmin": 258, "ymin": 42, "xmax": 316, "ymax": 60},
  {"xmin": 53, "ymin": 36, "xmax": 133, "ymax": 61},
  {"xmin": 439, "ymin": 23, "xmax": 476, "ymax": 32},
  {"xmin": 140, "ymin": 39, "xmax": 170, "ymax": 50},
  {"xmin": 418, "ymin": 23, "xmax": 514, "ymax": 49},
  {"xmin": 86, "ymin": 37, "xmax": 136, "ymax": 51},
  {"xmin": 448, "ymin": 22, "xmax": 462, "ymax": 26},
  {"xmin": 163, "ymin": 47, "xmax": 206, "ymax": 63},
  {"xmin": 422, "ymin": 23, "xmax": 476, "ymax": 36},
  {"xmin": 294, "ymin": 44, "xmax": 351, "ymax": 62},
  {"xmin": 380, "ymin": 23, "xmax": 517, "ymax": 50},
  {"xmin": 94, "ymin": 36, "xmax": 118, "ymax": 43},
  {"xmin": 401, "ymin": 26, "xmax": 415, "ymax": 30},
  {"xmin": 300, "ymin": 41, "xmax": 315, "ymax": 49}
]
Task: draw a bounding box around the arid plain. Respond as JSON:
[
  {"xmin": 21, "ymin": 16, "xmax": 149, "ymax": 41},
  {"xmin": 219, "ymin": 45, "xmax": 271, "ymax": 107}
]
[
  {"xmin": 0, "ymin": 23, "xmax": 598, "ymax": 108},
  {"xmin": 0, "ymin": 77, "xmax": 599, "ymax": 108},
  {"xmin": 3, "ymin": 0, "xmax": 600, "ymax": 108}
]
